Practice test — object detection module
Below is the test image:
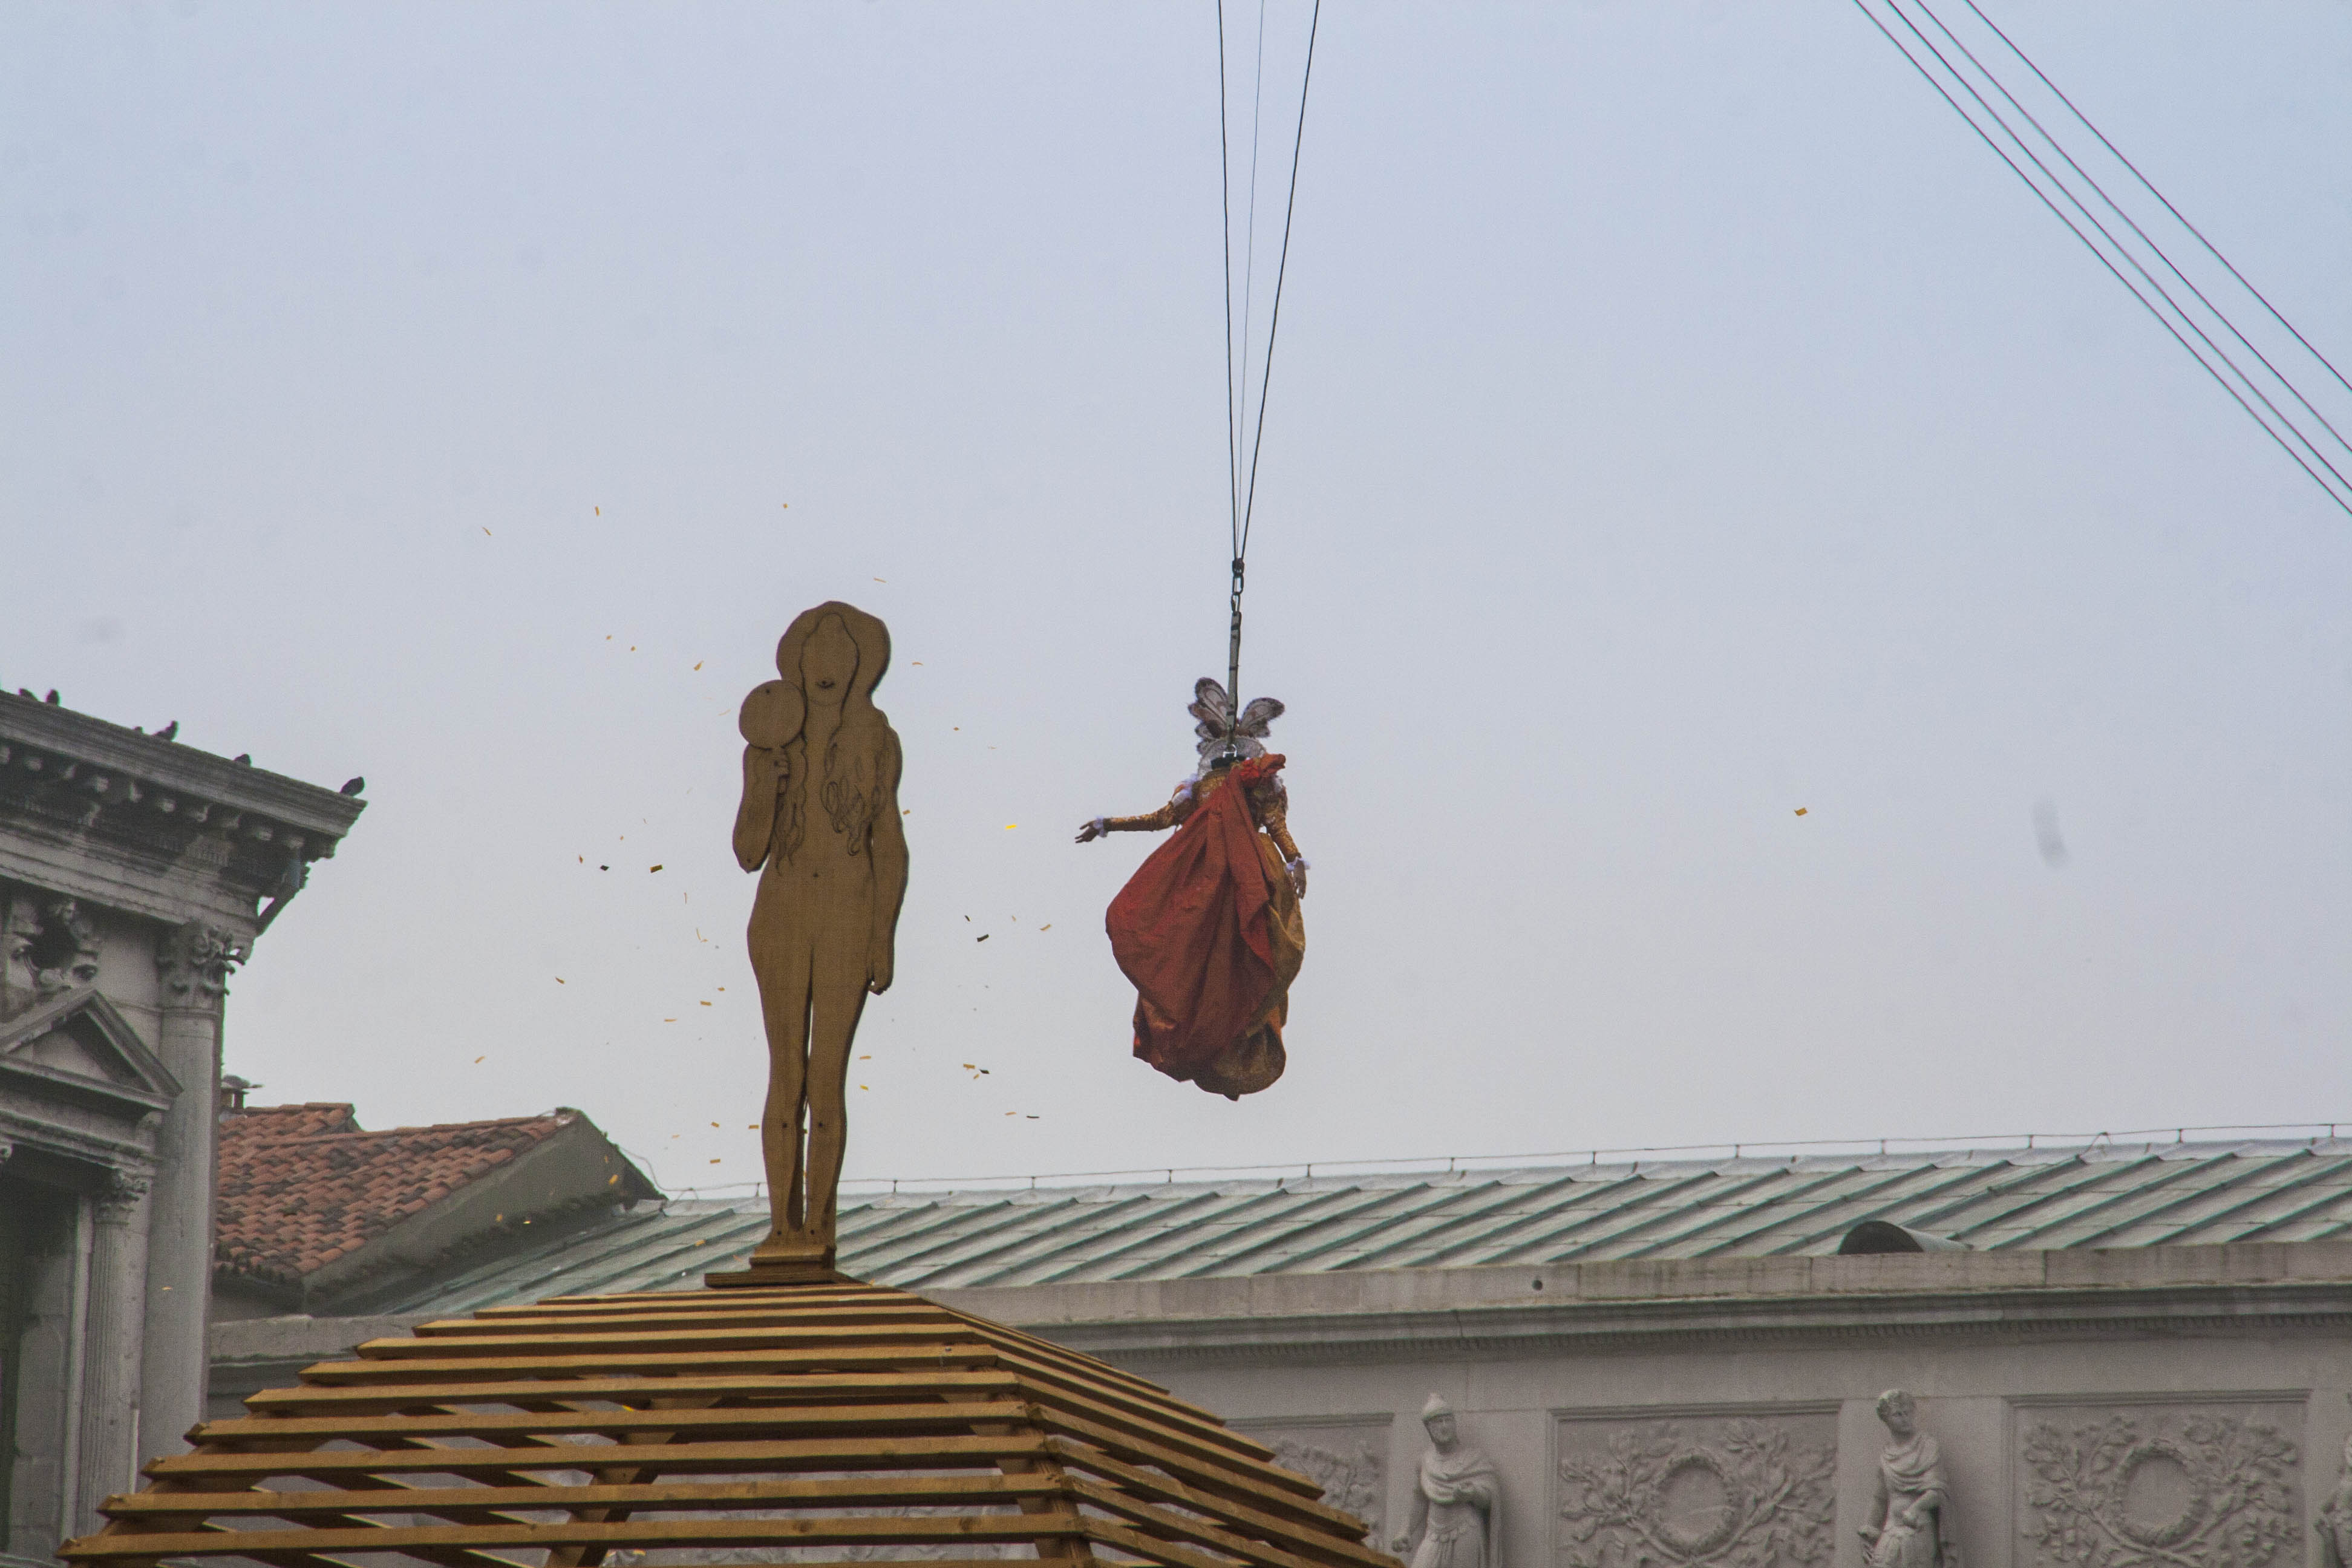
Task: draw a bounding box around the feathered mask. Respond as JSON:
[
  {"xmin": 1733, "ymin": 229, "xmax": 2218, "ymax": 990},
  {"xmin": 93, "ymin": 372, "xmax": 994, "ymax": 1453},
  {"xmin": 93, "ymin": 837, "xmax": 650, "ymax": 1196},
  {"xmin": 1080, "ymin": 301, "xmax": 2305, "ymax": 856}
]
[{"xmin": 1189, "ymin": 678, "xmax": 1284, "ymax": 763}]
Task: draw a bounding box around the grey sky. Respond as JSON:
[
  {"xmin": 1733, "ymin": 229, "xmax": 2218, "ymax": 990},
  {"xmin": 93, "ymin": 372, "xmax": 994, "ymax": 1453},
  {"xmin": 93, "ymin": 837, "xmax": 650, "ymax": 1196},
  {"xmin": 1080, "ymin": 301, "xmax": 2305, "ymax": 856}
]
[{"xmin": 5, "ymin": 2, "xmax": 2348, "ymax": 1194}]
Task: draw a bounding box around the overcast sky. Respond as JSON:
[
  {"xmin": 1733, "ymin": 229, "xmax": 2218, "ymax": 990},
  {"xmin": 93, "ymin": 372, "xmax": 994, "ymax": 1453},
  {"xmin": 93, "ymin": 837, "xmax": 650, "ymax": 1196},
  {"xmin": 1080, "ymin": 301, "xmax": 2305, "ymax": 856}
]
[{"xmin": 6, "ymin": 2, "xmax": 2350, "ymax": 1195}]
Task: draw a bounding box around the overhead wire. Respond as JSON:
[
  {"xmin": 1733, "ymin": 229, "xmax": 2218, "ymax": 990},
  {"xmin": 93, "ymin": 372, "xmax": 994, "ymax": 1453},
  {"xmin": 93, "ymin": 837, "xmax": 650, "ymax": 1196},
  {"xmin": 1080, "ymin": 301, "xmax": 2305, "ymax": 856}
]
[
  {"xmin": 1851, "ymin": 0, "xmax": 2352, "ymax": 520},
  {"xmin": 1906, "ymin": 0, "xmax": 2352, "ymax": 495},
  {"xmin": 1958, "ymin": 0, "xmax": 2352, "ymax": 407},
  {"xmin": 1215, "ymin": 0, "xmax": 1325, "ymax": 731}
]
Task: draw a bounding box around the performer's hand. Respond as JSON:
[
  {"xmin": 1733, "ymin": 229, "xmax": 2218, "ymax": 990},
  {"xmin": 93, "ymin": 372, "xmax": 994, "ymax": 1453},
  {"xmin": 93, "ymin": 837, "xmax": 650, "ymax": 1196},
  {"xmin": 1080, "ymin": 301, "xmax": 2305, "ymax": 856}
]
[
  {"xmin": 867, "ymin": 949, "xmax": 894, "ymax": 995},
  {"xmin": 1287, "ymin": 858, "xmax": 1308, "ymax": 898},
  {"xmin": 1075, "ymin": 818, "xmax": 1105, "ymax": 843}
]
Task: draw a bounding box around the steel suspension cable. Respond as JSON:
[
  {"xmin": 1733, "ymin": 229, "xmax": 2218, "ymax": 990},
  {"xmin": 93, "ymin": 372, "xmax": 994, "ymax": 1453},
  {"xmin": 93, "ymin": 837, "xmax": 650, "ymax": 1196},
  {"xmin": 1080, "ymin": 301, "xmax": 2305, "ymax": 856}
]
[{"xmin": 1215, "ymin": 0, "xmax": 1324, "ymax": 736}]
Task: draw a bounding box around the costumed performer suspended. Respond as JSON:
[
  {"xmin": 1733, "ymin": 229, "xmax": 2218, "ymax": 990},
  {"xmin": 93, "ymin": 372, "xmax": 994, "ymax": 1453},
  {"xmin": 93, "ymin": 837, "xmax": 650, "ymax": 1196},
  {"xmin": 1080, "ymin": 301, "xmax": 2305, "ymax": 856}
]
[{"xmin": 1075, "ymin": 678, "xmax": 1307, "ymax": 1099}]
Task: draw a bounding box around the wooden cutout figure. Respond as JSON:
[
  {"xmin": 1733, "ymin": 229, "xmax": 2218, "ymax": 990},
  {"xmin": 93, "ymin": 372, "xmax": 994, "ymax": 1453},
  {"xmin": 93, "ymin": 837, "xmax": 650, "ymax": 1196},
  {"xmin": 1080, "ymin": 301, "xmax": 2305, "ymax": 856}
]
[
  {"xmin": 733, "ymin": 601, "xmax": 907, "ymax": 1269},
  {"xmin": 1077, "ymin": 678, "xmax": 1306, "ymax": 1099}
]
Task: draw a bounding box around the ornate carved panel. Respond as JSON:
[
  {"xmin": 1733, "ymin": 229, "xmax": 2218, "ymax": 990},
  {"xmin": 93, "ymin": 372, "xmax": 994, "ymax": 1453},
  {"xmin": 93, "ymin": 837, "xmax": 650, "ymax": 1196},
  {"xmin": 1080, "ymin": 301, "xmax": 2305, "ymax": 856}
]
[
  {"xmin": 1554, "ymin": 1408, "xmax": 1837, "ymax": 1568},
  {"xmin": 1234, "ymin": 1417, "xmax": 1392, "ymax": 1544},
  {"xmin": 2014, "ymin": 1402, "xmax": 2302, "ymax": 1568}
]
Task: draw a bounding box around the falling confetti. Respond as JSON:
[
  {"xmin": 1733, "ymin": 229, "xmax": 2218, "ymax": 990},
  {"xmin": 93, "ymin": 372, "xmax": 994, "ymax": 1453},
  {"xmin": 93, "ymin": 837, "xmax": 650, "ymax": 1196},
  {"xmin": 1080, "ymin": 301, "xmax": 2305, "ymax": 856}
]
[
  {"xmin": 474, "ymin": 1056, "xmax": 486, "ymax": 1063},
  {"xmin": 699, "ymin": 1001, "xmax": 712, "ymax": 1007},
  {"xmin": 599, "ymin": 864, "xmax": 609, "ymax": 871},
  {"xmin": 555, "ymin": 978, "xmax": 566, "ymax": 984},
  {"xmin": 1039, "ymin": 924, "xmax": 1052, "ymax": 932},
  {"xmin": 1794, "ymin": 808, "xmax": 1809, "ymax": 817},
  {"xmin": 976, "ymin": 934, "xmax": 990, "ymax": 943},
  {"xmin": 664, "ymin": 1018, "xmax": 677, "ymax": 1022},
  {"xmin": 710, "ymin": 1122, "xmax": 720, "ymax": 1128},
  {"xmin": 1004, "ymin": 824, "xmax": 1017, "ymax": 831},
  {"xmin": 595, "ymin": 506, "xmax": 601, "ymax": 515},
  {"xmin": 482, "ymin": 527, "xmax": 492, "ymax": 536},
  {"xmin": 694, "ymin": 661, "xmax": 704, "ymax": 670},
  {"xmin": 651, "ymin": 864, "xmax": 664, "ymax": 872},
  {"xmin": 874, "ymin": 577, "xmax": 886, "ymax": 583},
  {"xmin": 708, "ymin": 1158, "xmax": 721, "ymax": 1165}
]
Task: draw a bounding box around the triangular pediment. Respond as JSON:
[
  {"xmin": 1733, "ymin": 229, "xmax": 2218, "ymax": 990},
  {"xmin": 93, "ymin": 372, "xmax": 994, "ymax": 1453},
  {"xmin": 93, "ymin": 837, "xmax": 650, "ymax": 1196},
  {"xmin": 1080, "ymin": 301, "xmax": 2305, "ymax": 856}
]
[{"xmin": 0, "ymin": 987, "xmax": 181, "ymax": 1118}]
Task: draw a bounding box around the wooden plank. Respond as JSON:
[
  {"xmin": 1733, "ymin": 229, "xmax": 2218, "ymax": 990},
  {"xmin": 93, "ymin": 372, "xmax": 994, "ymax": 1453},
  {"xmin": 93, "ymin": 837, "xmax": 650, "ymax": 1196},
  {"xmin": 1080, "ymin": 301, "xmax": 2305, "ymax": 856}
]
[
  {"xmin": 244, "ymin": 1369, "xmax": 1023, "ymax": 1417},
  {"xmin": 356, "ymin": 1322, "xmax": 989, "ymax": 1360},
  {"xmin": 105, "ymin": 1472, "xmax": 1063, "ymax": 1521},
  {"xmin": 999, "ymin": 1372, "xmax": 1324, "ymax": 1504},
  {"xmin": 62, "ymin": 1508, "xmax": 1097, "ymax": 1559},
  {"xmin": 1054, "ymin": 1442, "xmax": 1391, "ymax": 1568},
  {"xmin": 1084, "ymin": 1515, "xmax": 1261, "ymax": 1568},
  {"xmin": 933, "ymin": 1308, "xmax": 1182, "ymax": 1403},
  {"xmin": 192, "ymin": 1398, "xmax": 1036, "ymax": 1446},
  {"xmin": 989, "ymin": 1349, "xmax": 1287, "ymax": 1472},
  {"xmin": 421, "ymin": 1304, "xmax": 952, "ymax": 1337},
  {"xmin": 1068, "ymin": 1474, "xmax": 1362, "ymax": 1568},
  {"xmin": 144, "ymin": 1434, "xmax": 1049, "ymax": 1483},
  {"xmin": 1039, "ymin": 1417, "xmax": 1367, "ymax": 1540},
  {"xmin": 294, "ymin": 1343, "xmax": 993, "ymax": 1385}
]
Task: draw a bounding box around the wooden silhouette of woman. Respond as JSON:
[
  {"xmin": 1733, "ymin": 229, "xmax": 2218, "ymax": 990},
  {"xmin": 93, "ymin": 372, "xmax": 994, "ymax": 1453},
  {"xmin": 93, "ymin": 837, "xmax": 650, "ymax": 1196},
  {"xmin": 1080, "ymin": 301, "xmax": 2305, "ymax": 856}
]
[{"xmin": 733, "ymin": 601, "xmax": 907, "ymax": 1268}]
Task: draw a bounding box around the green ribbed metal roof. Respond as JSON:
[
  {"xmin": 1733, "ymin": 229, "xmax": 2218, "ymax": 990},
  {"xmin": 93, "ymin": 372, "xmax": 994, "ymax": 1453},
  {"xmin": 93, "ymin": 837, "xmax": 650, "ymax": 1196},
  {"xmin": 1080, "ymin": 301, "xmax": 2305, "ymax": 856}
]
[{"xmin": 362, "ymin": 1136, "xmax": 2352, "ymax": 1315}]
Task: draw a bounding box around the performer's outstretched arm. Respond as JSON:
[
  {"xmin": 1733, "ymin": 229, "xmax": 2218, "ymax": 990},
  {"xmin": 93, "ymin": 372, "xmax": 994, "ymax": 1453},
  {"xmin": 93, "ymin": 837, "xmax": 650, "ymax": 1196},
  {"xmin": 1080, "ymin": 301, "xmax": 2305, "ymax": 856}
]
[{"xmin": 1074, "ymin": 793, "xmax": 1184, "ymax": 842}]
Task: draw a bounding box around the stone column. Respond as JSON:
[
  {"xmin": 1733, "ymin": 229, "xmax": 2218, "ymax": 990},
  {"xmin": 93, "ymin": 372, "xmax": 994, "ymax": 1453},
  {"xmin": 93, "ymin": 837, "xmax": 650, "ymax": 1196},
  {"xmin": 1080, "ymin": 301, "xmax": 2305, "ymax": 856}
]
[
  {"xmin": 139, "ymin": 921, "xmax": 245, "ymax": 1464},
  {"xmin": 71, "ymin": 1171, "xmax": 154, "ymax": 1539}
]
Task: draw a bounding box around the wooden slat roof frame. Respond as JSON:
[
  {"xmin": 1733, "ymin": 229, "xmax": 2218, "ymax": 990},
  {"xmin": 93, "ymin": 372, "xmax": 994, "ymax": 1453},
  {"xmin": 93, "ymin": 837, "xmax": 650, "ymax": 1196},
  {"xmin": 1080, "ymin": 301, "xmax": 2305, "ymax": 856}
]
[{"xmin": 66, "ymin": 1278, "xmax": 1394, "ymax": 1568}]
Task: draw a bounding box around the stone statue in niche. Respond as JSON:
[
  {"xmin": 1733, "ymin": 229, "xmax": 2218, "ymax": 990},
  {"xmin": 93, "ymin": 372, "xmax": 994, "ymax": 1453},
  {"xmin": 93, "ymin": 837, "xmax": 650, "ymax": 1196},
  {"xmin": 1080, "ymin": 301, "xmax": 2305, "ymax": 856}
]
[
  {"xmin": 1395, "ymin": 1394, "xmax": 1501, "ymax": 1568},
  {"xmin": 1861, "ymin": 1391, "xmax": 1958, "ymax": 1568},
  {"xmin": 731, "ymin": 601, "xmax": 907, "ymax": 1271},
  {"xmin": 2317, "ymin": 1430, "xmax": 2352, "ymax": 1568}
]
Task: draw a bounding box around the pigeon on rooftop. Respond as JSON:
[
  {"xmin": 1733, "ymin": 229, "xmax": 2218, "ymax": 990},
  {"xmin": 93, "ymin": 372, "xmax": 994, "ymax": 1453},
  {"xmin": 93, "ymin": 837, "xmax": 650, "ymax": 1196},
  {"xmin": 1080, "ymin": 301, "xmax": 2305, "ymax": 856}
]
[
  {"xmin": 340, "ymin": 777, "xmax": 365, "ymax": 795},
  {"xmin": 44, "ymin": 690, "xmax": 59, "ymax": 704},
  {"xmin": 156, "ymin": 720, "xmax": 178, "ymax": 741},
  {"xmin": 233, "ymin": 754, "xmax": 252, "ymax": 765}
]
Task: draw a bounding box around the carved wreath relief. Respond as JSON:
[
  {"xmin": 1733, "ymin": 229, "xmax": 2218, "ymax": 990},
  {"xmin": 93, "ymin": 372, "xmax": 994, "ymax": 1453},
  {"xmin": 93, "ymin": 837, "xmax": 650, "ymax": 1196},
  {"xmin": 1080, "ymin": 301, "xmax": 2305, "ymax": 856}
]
[
  {"xmin": 1557, "ymin": 1416, "xmax": 1836, "ymax": 1568},
  {"xmin": 2019, "ymin": 1408, "xmax": 2299, "ymax": 1568}
]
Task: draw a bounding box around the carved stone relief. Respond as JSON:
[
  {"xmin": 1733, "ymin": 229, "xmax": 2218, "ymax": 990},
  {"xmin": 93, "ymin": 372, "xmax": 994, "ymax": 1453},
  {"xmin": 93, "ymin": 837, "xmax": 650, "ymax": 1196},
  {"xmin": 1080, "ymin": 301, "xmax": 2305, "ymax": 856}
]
[
  {"xmin": 157, "ymin": 919, "xmax": 248, "ymax": 1006},
  {"xmin": 1555, "ymin": 1410, "xmax": 1836, "ymax": 1568},
  {"xmin": 1, "ymin": 890, "xmax": 101, "ymax": 1015},
  {"xmin": 2016, "ymin": 1403, "xmax": 2301, "ymax": 1568},
  {"xmin": 1235, "ymin": 1417, "xmax": 1392, "ymax": 1544}
]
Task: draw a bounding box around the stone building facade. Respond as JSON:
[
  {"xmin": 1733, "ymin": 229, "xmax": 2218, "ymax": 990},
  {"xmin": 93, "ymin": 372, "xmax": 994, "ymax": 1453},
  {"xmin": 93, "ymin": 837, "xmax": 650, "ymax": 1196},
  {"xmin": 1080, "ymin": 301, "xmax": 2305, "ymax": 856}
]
[
  {"xmin": 201, "ymin": 1138, "xmax": 2352, "ymax": 1568},
  {"xmin": 0, "ymin": 691, "xmax": 361, "ymax": 1565}
]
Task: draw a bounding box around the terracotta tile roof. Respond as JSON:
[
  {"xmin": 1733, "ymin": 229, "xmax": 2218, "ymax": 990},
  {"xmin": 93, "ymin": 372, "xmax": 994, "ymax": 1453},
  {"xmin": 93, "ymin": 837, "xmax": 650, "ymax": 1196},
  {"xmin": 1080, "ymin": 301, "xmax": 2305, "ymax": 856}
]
[{"xmin": 215, "ymin": 1103, "xmax": 579, "ymax": 1287}]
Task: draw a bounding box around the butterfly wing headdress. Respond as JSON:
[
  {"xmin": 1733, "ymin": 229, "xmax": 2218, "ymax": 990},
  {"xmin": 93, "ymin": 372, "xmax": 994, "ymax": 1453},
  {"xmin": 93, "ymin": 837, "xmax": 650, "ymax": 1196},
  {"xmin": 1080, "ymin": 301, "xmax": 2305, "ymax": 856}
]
[{"xmin": 1189, "ymin": 678, "xmax": 1285, "ymax": 763}]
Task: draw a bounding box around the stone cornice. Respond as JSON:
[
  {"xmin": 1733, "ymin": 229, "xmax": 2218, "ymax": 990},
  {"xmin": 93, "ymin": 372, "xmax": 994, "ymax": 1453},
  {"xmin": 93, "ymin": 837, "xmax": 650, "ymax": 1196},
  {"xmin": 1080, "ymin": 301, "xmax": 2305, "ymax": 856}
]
[
  {"xmin": 925, "ymin": 1243, "xmax": 2352, "ymax": 1367},
  {"xmin": 991, "ymin": 1280, "xmax": 2352, "ymax": 1367},
  {"xmin": 0, "ymin": 692, "xmax": 363, "ymax": 929}
]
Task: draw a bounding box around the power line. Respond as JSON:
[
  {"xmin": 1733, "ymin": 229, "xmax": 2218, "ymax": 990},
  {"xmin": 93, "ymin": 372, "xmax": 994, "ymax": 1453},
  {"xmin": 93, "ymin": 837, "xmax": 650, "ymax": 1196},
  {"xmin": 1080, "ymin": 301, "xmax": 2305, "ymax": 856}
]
[
  {"xmin": 1907, "ymin": 0, "xmax": 2352, "ymax": 492},
  {"xmin": 1852, "ymin": 0, "xmax": 2352, "ymax": 519},
  {"xmin": 1958, "ymin": 0, "xmax": 2352, "ymax": 407}
]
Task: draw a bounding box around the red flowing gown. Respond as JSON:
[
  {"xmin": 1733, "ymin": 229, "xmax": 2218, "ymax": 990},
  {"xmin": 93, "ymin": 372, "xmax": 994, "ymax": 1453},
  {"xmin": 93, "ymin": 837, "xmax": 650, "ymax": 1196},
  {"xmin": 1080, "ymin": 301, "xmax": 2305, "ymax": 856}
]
[{"xmin": 1104, "ymin": 755, "xmax": 1304, "ymax": 1099}]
